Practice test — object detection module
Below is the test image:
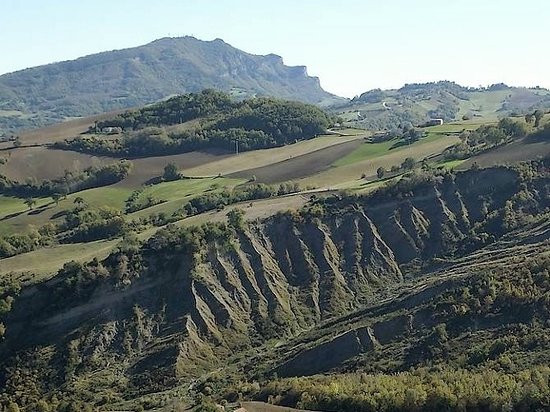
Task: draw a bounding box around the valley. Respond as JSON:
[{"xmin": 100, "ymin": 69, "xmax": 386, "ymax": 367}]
[{"xmin": 0, "ymin": 38, "xmax": 549, "ymax": 412}]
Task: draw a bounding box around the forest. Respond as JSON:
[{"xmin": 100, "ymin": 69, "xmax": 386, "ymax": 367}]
[{"xmin": 54, "ymin": 90, "xmax": 335, "ymax": 157}]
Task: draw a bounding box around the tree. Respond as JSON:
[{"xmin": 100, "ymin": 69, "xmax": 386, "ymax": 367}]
[
  {"xmin": 59, "ymin": 184, "xmax": 69, "ymax": 199},
  {"xmin": 534, "ymin": 110, "xmax": 544, "ymax": 127},
  {"xmin": 51, "ymin": 193, "xmax": 62, "ymax": 206},
  {"xmin": 6, "ymin": 402, "xmax": 21, "ymax": 412},
  {"xmin": 498, "ymin": 118, "xmax": 527, "ymax": 138},
  {"xmin": 35, "ymin": 400, "xmax": 51, "ymax": 412},
  {"xmin": 117, "ymin": 232, "xmax": 141, "ymax": 253},
  {"xmin": 401, "ymin": 157, "xmax": 416, "ymax": 170},
  {"xmin": 73, "ymin": 196, "xmax": 86, "ymax": 208},
  {"xmin": 227, "ymin": 208, "xmax": 245, "ymax": 229},
  {"xmin": 376, "ymin": 167, "xmax": 385, "ymax": 179},
  {"xmin": 163, "ymin": 162, "xmax": 180, "ymax": 181},
  {"xmin": 24, "ymin": 197, "xmax": 36, "ymax": 210}
]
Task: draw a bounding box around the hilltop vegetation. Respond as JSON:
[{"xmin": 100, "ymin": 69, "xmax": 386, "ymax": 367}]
[
  {"xmin": 337, "ymin": 81, "xmax": 550, "ymax": 130},
  {"xmin": 0, "ymin": 36, "xmax": 341, "ymax": 134},
  {"xmin": 53, "ymin": 90, "xmax": 335, "ymax": 156}
]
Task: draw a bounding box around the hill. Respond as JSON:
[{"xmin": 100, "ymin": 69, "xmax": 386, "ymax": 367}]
[
  {"xmin": 52, "ymin": 90, "xmax": 336, "ymax": 157},
  {"xmin": 0, "ymin": 36, "xmax": 343, "ymax": 134},
  {"xmin": 0, "ymin": 89, "xmax": 549, "ymax": 410},
  {"xmin": 336, "ymin": 81, "xmax": 550, "ymax": 130},
  {"xmin": 1, "ymin": 160, "xmax": 549, "ymax": 411}
]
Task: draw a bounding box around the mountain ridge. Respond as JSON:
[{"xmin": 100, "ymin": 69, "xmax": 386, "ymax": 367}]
[{"xmin": 0, "ymin": 36, "xmax": 343, "ymax": 134}]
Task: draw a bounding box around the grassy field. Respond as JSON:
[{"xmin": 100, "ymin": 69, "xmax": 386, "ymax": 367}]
[
  {"xmin": 332, "ymin": 138, "xmax": 395, "ymax": 167},
  {"xmin": 0, "ymin": 192, "xmax": 309, "ymax": 279},
  {"xmin": 436, "ymin": 159, "xmax": 466, "ymax": 169},
  {"xmin": 241, "ymin": 402, "xmax": 318, "ymax": 412},
  {"xmin": 74, "ymin": 186, "xmax": 134, "ymax": 209},
  {"xmin": 0, "ymin": 185, "xmax": 135, "ymax": 235},
  {"xmin": 0, "ymin": 239, "xmax": 119, "ymax": 280},
  {"xmin": 0, "ymin": 195, "xmax": 50, "ymax": 218},
  {"xmin": 299, "ymin": 133, "xmax": 460, "ymax": 189},
  {"xmin": 141, "ymin": 177, "xmax": 241, "ymax": 201},
  {"xmin": 332, "ymin": 122, "xmax": 484, "ymax": 168},
  {"xmin": 0, "ymin": 176, "xmax": 243, "ymax": 235},
  {"xmin": 128, "ymin": 176, "xmax": 245, "ymax": 219}
]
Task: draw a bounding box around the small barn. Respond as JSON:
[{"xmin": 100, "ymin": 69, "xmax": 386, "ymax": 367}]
[{"xmin": 422, "ymin": 118, "xmax": 444, "ymax": 127}]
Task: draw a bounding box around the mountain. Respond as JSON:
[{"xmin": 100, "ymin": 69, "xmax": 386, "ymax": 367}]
[
  {"xmin": 336, "ymin": 81, "xmax": 550, "ymax": 130},
  {"xmin": 0, "ymin": 36, "xmax": 343, "ymax": 134},
  {"xmin": 1, "ymin": 160, "xmax": 549, "ymax": 410}
]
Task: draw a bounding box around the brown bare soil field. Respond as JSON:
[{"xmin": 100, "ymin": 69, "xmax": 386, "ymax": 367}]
[
  {"xmin": 17, "ymin": 110, "xmax": 129, "ymax": 145},
  {"xmin": 0, "ymin": 145, "xmax": 228, "ymax": 187},
  {"xmin": 117, "ymin": 150, "xmax": 229, "ymax": 187},
  {"xmin": 459, "ymin": 135, "xmax": 550, "ymax": 170},
  {"xmin": 0, "ymin": 147, "xmax": 116, "ymax": 181},
  {"xmin": 183, "ymin": 135, "xmax": 364, "ymax": 177},
  {"xmin": 229, "ymin": 139, "xmax": 362, "ymax": 184}
]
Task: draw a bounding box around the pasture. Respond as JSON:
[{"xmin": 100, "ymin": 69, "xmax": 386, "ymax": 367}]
[{"xmin": 0, "ymin": 239, "xmax": 119, "ymax": 280}]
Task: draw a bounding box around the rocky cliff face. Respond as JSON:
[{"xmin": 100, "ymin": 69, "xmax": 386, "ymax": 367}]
[{"xmin": 1, "ymin": 163, "xmax": 548, "ymax": 402}]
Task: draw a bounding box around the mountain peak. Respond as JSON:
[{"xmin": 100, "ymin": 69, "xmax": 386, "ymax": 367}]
[{"xmin": 0, "ymin": 36, "xmax": 343, "ymax": 133}]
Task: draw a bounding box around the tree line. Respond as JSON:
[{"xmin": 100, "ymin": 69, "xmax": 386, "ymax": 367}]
[{"xmin": 0, "ymin": 161, "xmax": 131, "ymax": 198}]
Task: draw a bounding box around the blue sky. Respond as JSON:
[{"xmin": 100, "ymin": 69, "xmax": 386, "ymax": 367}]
[{"xmin": 1, "ymin": 0, "xmax": 548, "ymax": 97}]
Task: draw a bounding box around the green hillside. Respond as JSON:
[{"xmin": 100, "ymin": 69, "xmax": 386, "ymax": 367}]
[
  {"xmin": 53, "ymin": 90, "xmax": 336, "ymax": 157},
  {"xmin": 337, "ymin": 81, "xmax": 550, "ymax": 130},
  {"xmin": 1, "ymin": 159, "xmax": 549, "ymax": 411},
  {"xmin": 0, "ymin": 87, "xmax": 549, "ymax": 411},
  {"xmin": 0, "ymin": 36, "xmax": 343, "ymax": 135}
]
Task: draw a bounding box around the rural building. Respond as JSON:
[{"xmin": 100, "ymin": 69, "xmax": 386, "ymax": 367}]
[{"xmin": 421, "ymin": 118, "xmax": 444, "ymax": 127}]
